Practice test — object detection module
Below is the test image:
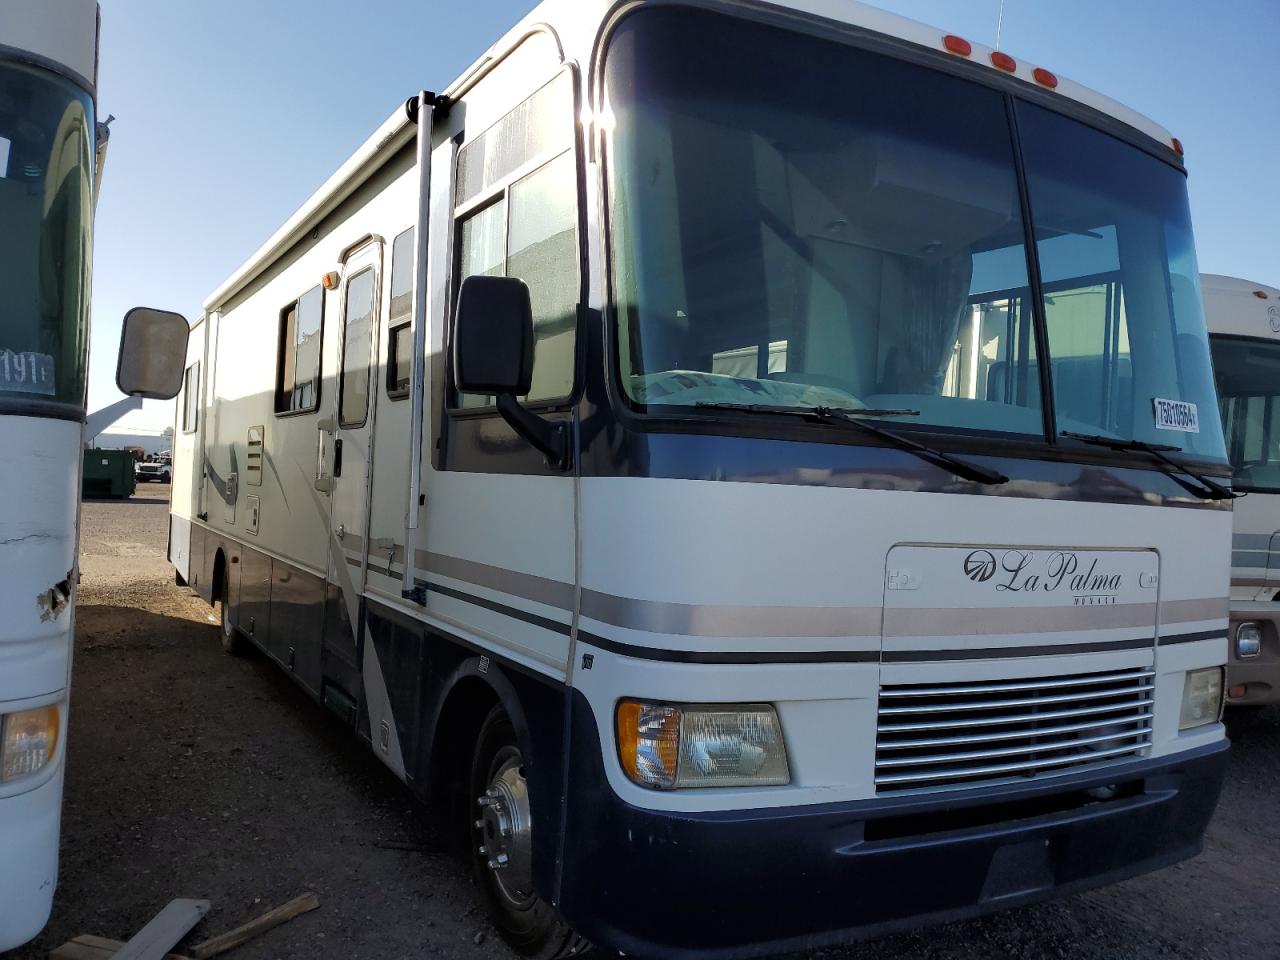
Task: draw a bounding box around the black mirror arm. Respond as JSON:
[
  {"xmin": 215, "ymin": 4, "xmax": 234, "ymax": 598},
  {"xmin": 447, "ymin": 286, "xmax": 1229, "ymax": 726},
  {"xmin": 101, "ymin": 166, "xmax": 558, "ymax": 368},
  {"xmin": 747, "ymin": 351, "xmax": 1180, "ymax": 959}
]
[{"xmin": 496, "ymin": 393, "xmax": 570, "ymax": 471}]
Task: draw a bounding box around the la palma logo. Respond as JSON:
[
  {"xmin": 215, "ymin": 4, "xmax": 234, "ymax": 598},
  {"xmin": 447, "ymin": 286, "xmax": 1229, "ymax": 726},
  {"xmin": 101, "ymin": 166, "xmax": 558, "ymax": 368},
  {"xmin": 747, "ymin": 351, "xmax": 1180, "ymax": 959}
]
[{"xmin": 963, "ymin": 550, "xmax": 997, "ymax": 582}]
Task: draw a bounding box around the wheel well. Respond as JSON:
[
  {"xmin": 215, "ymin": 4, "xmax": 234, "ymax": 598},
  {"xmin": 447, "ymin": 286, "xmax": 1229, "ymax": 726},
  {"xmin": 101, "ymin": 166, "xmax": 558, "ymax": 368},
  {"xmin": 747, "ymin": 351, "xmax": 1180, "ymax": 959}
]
[
  {"xmin": 428, "ymin": 677, "xmax": 500, "ymax": 812},
  {"xmin": 210, "ymin": 549, "xmax": 226, "ymax": 604}
]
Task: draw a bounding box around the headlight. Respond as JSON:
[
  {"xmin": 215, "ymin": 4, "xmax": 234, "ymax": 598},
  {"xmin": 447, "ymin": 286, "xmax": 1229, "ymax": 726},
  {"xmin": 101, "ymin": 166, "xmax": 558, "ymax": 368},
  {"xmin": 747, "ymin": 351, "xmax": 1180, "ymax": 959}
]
[
  {"xmin": 616, "ymin": 701, "xmax": 790, "ymax": 789},
  {"xmin": 1236, "ymin": 622, "xmax": 1262, "ymax": 659},
  {"xmin": 1178, "ymin": 668, "xmax": 1223, "ymax": 731},
  {"xmin": 1, "ymin": 705, "xmax": 60, "ymax": 782}
]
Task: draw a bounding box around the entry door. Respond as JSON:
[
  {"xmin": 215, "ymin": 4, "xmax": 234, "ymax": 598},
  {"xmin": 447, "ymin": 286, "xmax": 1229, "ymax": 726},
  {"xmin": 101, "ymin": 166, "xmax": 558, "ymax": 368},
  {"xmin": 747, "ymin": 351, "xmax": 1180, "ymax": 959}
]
[{"xmin": 321, "ymin": 240, "xmax": 383, "ymax": 691}]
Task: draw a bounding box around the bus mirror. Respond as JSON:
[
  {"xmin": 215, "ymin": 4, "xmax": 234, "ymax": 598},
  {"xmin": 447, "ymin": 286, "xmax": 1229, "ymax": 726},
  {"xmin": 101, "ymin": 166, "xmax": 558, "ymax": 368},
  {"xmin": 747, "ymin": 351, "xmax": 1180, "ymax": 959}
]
[
  {"xmin": 117, "ymin": 307, "xmax": 191, "ymax": 400},
  {"xmin": 453, "ymin": 275, "xmax": 534, "ymax": 396}
]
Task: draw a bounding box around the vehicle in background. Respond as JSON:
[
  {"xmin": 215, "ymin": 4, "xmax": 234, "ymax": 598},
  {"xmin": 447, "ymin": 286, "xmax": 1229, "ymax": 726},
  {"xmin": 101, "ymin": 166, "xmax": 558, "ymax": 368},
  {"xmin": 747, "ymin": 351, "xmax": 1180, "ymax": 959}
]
[
  {"xmin": 1206, "ymin": 274, "xmax": 1280, "ymax": 706},
  {"xmin": 165, "ymin": 1, "xmax": 1232, "ymax": 955},
  {"xmin": 0, "ymin": 2, "xmax": 188, "ymax": 948},
  {"xmin": 135, "ymin": 454, "xmax": 172, "ymax": 484}
]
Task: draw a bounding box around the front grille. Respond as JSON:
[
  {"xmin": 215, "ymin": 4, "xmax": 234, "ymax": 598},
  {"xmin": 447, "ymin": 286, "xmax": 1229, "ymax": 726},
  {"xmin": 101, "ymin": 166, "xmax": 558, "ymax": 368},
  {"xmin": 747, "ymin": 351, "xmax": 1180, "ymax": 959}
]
[{"xmin": 875, "ymin": 666, "xmax": 1154, "ymax": 793}]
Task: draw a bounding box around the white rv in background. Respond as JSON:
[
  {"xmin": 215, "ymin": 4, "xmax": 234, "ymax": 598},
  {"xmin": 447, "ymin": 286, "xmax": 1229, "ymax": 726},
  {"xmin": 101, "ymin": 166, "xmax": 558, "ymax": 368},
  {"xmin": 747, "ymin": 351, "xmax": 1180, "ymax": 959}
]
[
  {"xmin": 0, "ymin": 4, "xmax": 187, "ymax": 948},
  {"xmin": 1205, "ymin": 274, "xmax": 1280, "ymax": 705},
  {"xmin": 169, "ymin": 1, "xmax": 1234, "ymax": 955}
]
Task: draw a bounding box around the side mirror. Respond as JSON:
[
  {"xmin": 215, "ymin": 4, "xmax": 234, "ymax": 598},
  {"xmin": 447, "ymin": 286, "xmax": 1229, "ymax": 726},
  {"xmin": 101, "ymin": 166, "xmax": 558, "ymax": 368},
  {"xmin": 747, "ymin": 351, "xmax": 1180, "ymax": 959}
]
[
  {"xmin": 451, "ymin": 275, "xmax": 567, "ymax": 470},
  {"xmin": 116, "ymin": 307, "xmax": 190, "ymax": 400},
  {"xmin": 453, "ymin": 275, "xmax": 535, "ymax": 396}
]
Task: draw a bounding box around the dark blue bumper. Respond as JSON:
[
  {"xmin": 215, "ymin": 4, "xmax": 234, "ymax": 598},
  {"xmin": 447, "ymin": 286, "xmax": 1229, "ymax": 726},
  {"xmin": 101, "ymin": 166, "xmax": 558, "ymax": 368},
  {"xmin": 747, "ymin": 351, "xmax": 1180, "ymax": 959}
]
[{"xmin": 556, "ymin": 701, "xmax": 1228, "ymax": 960}]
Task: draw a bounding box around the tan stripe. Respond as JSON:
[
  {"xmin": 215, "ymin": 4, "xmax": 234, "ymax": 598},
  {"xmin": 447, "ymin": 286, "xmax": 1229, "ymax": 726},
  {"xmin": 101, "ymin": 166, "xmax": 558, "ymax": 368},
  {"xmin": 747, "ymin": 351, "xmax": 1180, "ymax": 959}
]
[
  {"xmin": 579, "ymin": 591, "xmax": 883, "ymax": 638},
  {"xmin": 1232, "ymin": 577, "xmax": 1269, "ymax": 589},
  {"xmin": 1159, "ymin": 597, "xmax": 1229, "ymax": 624},
  {"xmin": 884, "ymin": 602, "xmax": 1156, "ymax": 638}
]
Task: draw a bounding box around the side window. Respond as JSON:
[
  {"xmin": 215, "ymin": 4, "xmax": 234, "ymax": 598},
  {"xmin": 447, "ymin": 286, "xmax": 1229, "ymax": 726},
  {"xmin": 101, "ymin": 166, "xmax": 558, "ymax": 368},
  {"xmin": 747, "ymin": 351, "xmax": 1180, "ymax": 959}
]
[
  {"xmin": 387, "ymin": 227, "xmax": 414, "ymax": 398},
  {"xmin": 274, "ymin": 285, "xmax": 324, "ymax": 414},
  {"xmin": 452, "ymin": 71, "xmax": 578, "ymax": 409},
  {"xmin": 339, "ymin": 268, "xmax": 376, "ymax": 427},
  {"xmin": 181, "ymin": 362, "xmax": 199, "ymax": 433}
]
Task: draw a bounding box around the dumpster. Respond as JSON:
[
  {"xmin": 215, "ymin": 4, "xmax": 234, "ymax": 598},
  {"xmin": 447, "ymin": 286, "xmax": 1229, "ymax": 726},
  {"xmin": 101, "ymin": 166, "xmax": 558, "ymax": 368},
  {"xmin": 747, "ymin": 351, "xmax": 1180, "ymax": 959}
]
[{"xmin": 82, "ymin": 449, "xmax": 136, "ymax": 499}]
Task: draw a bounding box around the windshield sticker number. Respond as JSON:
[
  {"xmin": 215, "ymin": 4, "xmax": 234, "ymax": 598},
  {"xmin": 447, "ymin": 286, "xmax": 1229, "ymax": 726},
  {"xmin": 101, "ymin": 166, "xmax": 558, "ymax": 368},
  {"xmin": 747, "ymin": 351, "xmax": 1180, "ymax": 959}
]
[
  {"xmin": 1152, "ymin": 397, "xmax": 1199, "ymax": 433},
  {"xmin": 0, "ymin": 350, "xmax": 56, "ymax": 396}
]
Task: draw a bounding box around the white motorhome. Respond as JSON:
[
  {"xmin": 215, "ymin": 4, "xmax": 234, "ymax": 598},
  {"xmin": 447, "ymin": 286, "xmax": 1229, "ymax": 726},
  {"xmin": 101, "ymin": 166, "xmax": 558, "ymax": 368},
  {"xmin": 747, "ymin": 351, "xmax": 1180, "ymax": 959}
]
[
  {"xmin": 169, "ymin": 1, "xmax": 1234, "ymax": 955},
  {"xmin": 0, "ymin": 1, "xmax": 99, "ymax": 948},
  {"xmin": 1205, "ymin": 274, "xmax": 1280, "ymax": 705}
]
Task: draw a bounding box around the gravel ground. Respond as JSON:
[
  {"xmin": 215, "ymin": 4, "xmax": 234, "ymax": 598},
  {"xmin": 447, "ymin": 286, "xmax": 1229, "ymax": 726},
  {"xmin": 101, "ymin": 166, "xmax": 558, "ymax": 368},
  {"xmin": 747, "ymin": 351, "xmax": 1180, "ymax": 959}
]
[{"xmin": 8, "ymin": 488, "xmax": 1280, "ymax": 959}]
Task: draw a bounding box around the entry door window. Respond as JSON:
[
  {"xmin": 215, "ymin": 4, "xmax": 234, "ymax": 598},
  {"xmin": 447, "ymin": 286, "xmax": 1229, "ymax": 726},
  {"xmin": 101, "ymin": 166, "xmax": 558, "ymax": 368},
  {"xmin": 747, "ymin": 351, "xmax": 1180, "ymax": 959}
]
[{"xmin": 340, "ymin": 268, "xmax": 376, "ymax": 427}]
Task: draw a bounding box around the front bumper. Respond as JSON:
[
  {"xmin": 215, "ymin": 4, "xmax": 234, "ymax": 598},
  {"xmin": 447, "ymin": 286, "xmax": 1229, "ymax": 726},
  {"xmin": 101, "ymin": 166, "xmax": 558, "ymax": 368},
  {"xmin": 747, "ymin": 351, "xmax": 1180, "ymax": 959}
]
[
  {"xmin": 1226, "ymin": 610, "xmax": 1280, "ymax": 705},
  {"xmin": 0, "ymin": 760, "xmax": 64, "ymax": 951},
  {"xmin": 557, "ymin": 701, "xmax": 1227, "ymax": 960}
]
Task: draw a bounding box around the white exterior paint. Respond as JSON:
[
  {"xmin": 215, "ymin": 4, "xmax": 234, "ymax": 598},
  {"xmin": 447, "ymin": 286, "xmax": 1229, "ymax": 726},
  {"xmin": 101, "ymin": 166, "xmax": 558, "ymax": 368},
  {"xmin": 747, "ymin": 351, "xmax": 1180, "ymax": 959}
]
[
  {"xmin": 0, "ymin": 416, "xmax": 80, "ymax": 949},
  {"xmin": 0, "ymin": 0, "xmax": 98, "ymax": 90}
]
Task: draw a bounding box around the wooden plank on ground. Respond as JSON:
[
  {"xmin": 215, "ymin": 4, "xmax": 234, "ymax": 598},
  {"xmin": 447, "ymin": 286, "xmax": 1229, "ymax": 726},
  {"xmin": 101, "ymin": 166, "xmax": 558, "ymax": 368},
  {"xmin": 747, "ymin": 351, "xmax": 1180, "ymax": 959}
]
[
  {"xmin": 49, "ymin": 934, "xmax": 191, "ymax": 960},
  {"xmin": 112, "ymin": 899, "xmax": 210, "ymax": 960},
  {"xmin": 189, "ymin": 892, "xmax": 320, "ymax": 959}
]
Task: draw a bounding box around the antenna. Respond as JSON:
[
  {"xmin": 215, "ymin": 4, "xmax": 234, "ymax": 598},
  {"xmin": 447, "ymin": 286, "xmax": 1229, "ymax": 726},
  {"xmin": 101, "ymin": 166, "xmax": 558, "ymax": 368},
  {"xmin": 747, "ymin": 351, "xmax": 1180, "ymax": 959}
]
[{"xmin": 995, "ymin": 0, "xmax": 1006, "ymax": 50}]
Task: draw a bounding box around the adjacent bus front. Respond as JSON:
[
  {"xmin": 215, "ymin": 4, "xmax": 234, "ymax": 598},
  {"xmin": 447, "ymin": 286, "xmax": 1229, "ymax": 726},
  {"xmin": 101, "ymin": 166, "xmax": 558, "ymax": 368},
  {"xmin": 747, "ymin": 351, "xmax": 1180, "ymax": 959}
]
[
  {"xmin": 0, "ymin": 30, "xmax": 97, "ymax": 951},
  {"xmin": 1206, "ymin": 274, "xmax": 1280, "ymax": 706},
  {"xmin": 557, "ymin": 5, "xmax": 1231, "ymax": 954}
]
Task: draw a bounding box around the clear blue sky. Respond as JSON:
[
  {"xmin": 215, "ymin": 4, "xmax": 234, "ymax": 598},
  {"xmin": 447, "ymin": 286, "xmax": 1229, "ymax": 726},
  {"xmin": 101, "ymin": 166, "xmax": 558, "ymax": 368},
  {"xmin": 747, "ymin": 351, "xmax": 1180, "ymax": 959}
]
[{"xmin": 91, "ymin": 0, "xmax": 1280, "ymax": 434}]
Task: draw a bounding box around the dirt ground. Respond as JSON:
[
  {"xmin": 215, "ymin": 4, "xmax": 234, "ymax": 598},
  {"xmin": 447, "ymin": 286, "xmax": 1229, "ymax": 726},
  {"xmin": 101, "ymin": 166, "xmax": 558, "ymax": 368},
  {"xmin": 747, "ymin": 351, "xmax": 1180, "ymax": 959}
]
[{"xmin": 8, "ymin": 488, "xmax": 1280, "ymax": 959}]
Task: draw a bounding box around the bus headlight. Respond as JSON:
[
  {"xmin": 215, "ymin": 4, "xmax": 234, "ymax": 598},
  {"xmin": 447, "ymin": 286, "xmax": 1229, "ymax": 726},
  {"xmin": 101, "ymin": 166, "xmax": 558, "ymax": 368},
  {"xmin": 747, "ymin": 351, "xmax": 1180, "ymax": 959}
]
[
  {"xmin": 1178, "ymin": 668, "xmax": 1223, "ymax": 731},
  {"xmin": 1, "ymin": 706, "xmax": 60, "ymax": 783},
  {"xmin": 1236, "ymin": 622, "xmax": 1262, "ymax": 659},
  {"xmin": 616, "ymin": 700, "xmax": 790, "ymax": 789}
]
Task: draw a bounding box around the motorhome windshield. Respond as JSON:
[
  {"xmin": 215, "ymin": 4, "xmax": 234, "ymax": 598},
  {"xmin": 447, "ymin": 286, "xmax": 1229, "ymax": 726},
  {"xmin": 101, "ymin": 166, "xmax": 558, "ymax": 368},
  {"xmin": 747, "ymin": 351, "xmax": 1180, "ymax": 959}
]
[
  {"xmin": 605, "ymin": 8, "xmax": 1225, "ymax": 461},
  {"xmin": 0, "ymin": 60, "xmax": 94, "ymax": 414},
  {"xmin": 1210, "ymin": 336, "xmax": 1280, "ymax": 493}
]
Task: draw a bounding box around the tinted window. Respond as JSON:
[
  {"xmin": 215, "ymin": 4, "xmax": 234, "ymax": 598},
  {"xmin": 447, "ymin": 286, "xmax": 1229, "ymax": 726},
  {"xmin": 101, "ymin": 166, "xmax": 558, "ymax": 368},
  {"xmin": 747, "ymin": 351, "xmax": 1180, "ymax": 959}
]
[
  {"xmin": 1018, "ymin": 103, "xmax": 1225, "ymax": 459},
  {"xmin": 340, "ymin": 268, "xmax": 376, "ymax": 426},
  {"xmin": 181, "ymin": 362, "xmax": 199, "ymax": 433},
  {"xmin": 275, "ymin": 285, "xmax": 324, "ymax": 414},
  {"xmin": 605, "ymin": 8, "xmax": 1040, "ymax": 435},
  {"xmin": 388, "ymin": 228, "xmax": 414, "ymax": 397},
  {"xmin": 452, "ymin": 73, "xmax": 578, "ymax": 408},
  {"xmin": 1211, "ymin": 336, "xmax": 1280, "ymax": 492}
]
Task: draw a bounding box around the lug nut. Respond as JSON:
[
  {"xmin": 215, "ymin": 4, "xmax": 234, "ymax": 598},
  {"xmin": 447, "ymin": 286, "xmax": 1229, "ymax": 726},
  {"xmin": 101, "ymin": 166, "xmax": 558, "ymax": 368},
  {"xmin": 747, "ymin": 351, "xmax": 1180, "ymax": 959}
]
[
  {"xmin": 478, "ymin": 845, "xmax": 487, "ymax": 855},
  {"xmin": 474, "ymin": 819, "xmax": 485, "ymax": 829}
]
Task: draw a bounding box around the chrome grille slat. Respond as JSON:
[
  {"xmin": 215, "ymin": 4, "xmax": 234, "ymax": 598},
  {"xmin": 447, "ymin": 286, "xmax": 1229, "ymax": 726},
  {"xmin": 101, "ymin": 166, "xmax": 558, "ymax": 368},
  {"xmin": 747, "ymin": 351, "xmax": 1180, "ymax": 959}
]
[
  {"xmin": 881, "ymin": 713, "xmax": 1153, "ymax": 749},
  {"xmin": 876, "ymin": 743, "xmax": 1146, "ymax": 787},
  {"xmin": 875, "ymin": 665, "xmax": 1154, "ymax": 793},
  {"xmin": 876, "ymin": 726, "xmax": 1151, "ymax": 768},
  {"xmin": 878, "ymin": 697, "xmax": 1153, "ymax": 733},
  {"xmin": 879, "ymin": 681, "xmax": 1153, "ymax": 716}
]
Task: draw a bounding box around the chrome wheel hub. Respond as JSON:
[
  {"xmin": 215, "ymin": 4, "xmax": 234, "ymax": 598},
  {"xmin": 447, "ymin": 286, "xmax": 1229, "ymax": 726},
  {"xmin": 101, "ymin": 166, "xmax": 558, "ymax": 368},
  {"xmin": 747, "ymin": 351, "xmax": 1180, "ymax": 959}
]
[{"xmin": 476, "ymin": 759, "xmax": 533, "ymax": 903}]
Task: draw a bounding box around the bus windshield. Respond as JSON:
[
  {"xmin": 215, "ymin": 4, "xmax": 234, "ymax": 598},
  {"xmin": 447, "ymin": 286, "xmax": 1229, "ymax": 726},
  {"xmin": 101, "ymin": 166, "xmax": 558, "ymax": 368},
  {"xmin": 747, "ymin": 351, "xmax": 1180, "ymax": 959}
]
[
  {"xmin": 1211, "ymin": 336, "xmax": 1280, "ymax": 493},
  {"xmin": 0, "ymin": 60, "xmax": 94, "ymax": 414},
  {"xmin": 604, "ymin": 8, "xmax": 1226, "ymax": 461}
]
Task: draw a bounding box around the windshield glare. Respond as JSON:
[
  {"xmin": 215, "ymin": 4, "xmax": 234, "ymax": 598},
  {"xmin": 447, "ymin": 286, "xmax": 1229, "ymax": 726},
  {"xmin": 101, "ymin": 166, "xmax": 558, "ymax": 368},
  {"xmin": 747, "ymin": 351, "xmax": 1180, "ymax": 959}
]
[
  {"xmin": 1211, "ymin": 336, "xmax": 1280, "ymax": 492},
  {"xmin": 605, "ymin": 8, "xmax": 1226, "ymax": 461},
  {"xmin": 0, "ymin": 61, "xmax": 94, "ymax": 412}
]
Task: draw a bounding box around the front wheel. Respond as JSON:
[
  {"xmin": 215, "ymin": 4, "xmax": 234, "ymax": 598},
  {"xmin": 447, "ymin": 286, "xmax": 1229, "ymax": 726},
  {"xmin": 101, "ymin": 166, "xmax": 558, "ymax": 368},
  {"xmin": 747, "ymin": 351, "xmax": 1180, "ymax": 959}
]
[{"xmin": 468, "ymin": 705, "xmax": 589, "ymax": 958}]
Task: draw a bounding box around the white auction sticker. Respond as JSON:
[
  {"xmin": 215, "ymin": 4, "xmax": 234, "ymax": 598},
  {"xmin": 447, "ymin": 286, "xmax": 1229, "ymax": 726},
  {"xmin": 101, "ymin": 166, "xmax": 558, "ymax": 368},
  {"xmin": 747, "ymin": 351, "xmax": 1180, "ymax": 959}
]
[
  {"xmin": 0, "ymin": 350, "xmax": 56, "ymax": 396},
  {"xmin": 1152, "ymin": 397, "xmax": 1200, "ymax": 433}
]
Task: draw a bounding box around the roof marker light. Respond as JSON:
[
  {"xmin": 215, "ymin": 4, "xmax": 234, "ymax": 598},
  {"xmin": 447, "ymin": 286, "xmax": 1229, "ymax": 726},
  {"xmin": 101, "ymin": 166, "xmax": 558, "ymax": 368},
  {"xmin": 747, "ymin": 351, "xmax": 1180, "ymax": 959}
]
[
  {"xmin": 1033, "ymin": 67, "xmax": 1058, "ymax": 89},
  {"xmin": 991, "ymin": 51, "xmax": 1017, "ymax": 72},
  {"xmin": 1171, "ymin": 137, "xmax": 1185, "ymax": 157},
  {"xmin": 943, "ymin": 35, "xmax": 972, "ymax": 57},
  {"xmin": 1254, "ymin": 291, "xmax": 1270, "ymax": 300}
]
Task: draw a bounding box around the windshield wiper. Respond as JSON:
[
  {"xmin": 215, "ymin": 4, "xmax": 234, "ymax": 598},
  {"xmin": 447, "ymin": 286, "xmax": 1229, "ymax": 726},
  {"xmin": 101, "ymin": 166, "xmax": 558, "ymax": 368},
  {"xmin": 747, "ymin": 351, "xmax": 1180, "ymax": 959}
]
[
  {"xmin": 1061, "ymin": 431, "xmax": 1237, "ymax": 500},
  {"xmin": 695, "ymin": 402, "xmax": 1008, "ymax": 485}
]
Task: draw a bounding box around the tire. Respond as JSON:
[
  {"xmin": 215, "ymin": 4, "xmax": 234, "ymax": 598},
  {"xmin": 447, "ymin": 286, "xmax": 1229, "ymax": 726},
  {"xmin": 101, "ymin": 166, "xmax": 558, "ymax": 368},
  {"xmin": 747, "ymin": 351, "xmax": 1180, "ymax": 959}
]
[
  {"xmin": 217, "ymin": 567, "xmax": 252, "ymax": 657},
  {"xmin": 468, "ymin": 705, "xmax": 590, "ymax": 959}
]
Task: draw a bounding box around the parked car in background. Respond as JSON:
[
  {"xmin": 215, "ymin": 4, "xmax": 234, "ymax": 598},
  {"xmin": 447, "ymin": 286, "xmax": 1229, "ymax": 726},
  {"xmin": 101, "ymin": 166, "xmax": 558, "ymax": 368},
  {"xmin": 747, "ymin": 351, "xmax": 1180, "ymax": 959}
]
[{"xmin": 135, "ymin": 455, "xmax": 172, "ymax": 484}]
